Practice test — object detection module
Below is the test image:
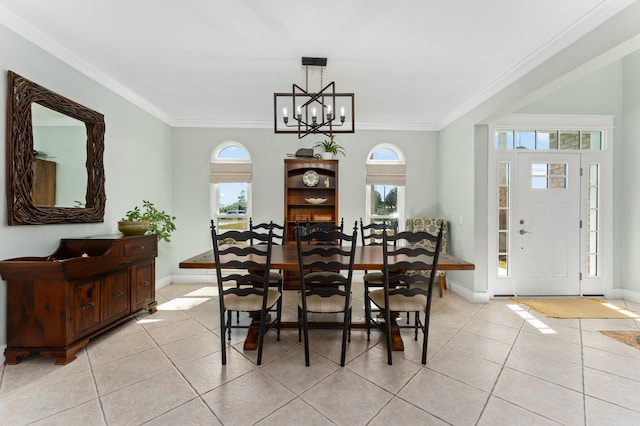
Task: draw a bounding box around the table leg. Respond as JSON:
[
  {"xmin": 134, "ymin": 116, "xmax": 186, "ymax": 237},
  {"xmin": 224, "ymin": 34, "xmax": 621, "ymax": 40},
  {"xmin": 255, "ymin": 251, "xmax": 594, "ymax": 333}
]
[
  {"xmin": 243, "ymin": 312, "xmax": 262, "ymax": 350},
  {"xmin": 389, "ymin": 312, "xmax": 404, "ymax": 351}
]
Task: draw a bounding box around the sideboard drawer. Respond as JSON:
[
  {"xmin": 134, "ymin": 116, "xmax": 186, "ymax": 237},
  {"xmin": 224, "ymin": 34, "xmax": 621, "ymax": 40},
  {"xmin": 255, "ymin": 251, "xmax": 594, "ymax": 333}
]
[{"xmin": 121, "ymin": 237, "xmax": 157, "ymax": 262}]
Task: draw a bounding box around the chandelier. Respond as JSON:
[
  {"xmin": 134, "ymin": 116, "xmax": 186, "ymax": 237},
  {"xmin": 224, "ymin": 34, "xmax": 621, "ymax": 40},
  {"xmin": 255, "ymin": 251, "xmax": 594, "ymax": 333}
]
[{"xmin": 274, "ymin": 57, "xmax": 355, "ymax": 139}]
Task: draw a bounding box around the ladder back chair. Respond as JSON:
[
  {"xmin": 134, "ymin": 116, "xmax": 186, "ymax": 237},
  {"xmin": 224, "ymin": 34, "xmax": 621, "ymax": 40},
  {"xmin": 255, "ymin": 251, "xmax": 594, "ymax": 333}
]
[
  {"xmin": 295, "ymin": 221, "xmax": 358, "ymax": 366},
  {"xmin": 359, "ymin": 218, "xmax": 403, "ymax": 339},
  {"xmin": 304, "ymin": 217, "xmax": 344, "ymax": 245},
  {"xmin": 247, "ymin": 218, "xmax": 286, "ymax": 336},
  {"xmin": 367, "ymin": 223, "xmax": 444, "ymax": 365},
  {"xmin": 210, "ymin": 221, "xmax": 281, "ymax": 365}
]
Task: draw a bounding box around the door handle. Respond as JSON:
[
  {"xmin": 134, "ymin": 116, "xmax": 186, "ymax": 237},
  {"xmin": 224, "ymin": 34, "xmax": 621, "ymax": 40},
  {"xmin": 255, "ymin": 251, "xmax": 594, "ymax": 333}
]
[{"xmin": 519, "ymin": 229, "xmax": 532, "ymax": 235}]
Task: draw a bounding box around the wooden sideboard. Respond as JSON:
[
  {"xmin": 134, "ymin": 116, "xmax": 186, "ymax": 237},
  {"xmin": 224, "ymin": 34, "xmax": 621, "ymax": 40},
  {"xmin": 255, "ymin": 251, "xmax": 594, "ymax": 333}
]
[{"xmin": 0, "ymin": 234, "xmax": 157, "ymax": 365}]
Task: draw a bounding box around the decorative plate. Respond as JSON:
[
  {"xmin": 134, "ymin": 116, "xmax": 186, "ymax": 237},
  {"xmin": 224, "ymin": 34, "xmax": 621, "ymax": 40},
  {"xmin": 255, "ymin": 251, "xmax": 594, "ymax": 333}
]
[
  {"xmin": 302, "ymin": 170, "xmax": 319, "ymax": 187},
  {"xmin": 305, "ymin": 197, "xmax": 327, "ymax": 204}
]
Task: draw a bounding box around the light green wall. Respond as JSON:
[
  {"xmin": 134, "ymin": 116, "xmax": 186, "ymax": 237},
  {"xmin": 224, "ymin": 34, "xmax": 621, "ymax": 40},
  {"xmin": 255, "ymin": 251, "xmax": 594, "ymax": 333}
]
[
  {"xmin": 169, "ymin": 128, "xmax": 439, "ymax": 275},
  {"xmin": 621, "ymin": 50, "xmax": 640, "ymax": 294},
  {"xmin": 0, "ymin": 23, "xmax": 173, "ymax": 349},
  {"xmin": 516, "ymin": 62, "xmax": 624, "ymax": 116}
]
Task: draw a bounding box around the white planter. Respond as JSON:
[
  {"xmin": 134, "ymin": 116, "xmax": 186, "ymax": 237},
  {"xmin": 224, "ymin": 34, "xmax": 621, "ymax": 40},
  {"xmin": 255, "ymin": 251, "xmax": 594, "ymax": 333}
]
[{"xmin": 322, "ymin": 152, "xmax": 334, "ymax": 160}]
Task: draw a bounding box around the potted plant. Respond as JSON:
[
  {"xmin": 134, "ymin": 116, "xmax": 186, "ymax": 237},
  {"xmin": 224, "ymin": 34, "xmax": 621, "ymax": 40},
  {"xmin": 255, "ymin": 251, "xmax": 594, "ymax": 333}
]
[
  {"xmin": 313, "ymin": 136, "xmax": 346, "ymax": 159},
  {"xmin": 118, "ymin": 200, "xmax": 177, "ymax": 242}
]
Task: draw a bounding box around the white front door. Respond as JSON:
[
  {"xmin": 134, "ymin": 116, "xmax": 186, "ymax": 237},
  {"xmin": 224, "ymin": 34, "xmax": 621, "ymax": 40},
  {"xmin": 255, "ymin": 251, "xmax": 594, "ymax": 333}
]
[{"xmin": 514, "ymin": 153, "xmax": 581, "ymax": 296}]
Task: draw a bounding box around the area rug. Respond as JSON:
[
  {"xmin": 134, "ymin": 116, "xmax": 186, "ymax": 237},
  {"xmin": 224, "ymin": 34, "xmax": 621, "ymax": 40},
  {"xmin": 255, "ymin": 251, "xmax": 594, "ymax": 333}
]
[
  {"xmin": 600, "ymin": 331, "xmax": 640, "ymax": 350},
  {"xmin": 512, "ymin": 298, "xmax": 640, "ymax": 319}
]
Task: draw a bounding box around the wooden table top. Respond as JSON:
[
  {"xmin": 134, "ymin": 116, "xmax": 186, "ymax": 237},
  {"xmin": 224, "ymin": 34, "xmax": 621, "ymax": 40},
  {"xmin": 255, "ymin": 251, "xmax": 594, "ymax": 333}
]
[{"xmin": 179, "ymin": 245, "xmax": 475, "ymax": 271}]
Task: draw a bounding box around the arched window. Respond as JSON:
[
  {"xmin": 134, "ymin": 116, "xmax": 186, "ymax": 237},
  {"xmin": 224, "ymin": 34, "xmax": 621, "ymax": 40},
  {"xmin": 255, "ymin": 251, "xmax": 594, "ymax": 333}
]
[
  {"xmin": 365, "ymin": 144, "xmax": 405, "ymax": 228},
  {"xmin": 210, "ymin": 142, "xmax": 251, "ymax": 230}
]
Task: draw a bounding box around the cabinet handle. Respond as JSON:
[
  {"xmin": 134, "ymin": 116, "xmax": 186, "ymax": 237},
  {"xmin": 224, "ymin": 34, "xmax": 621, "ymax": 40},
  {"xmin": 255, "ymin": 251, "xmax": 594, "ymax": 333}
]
[
  {"xmin": 113, "ymin": 291, "xmax": 125, "ymax": 297},
  {"xmin": 81, "ymin": 302, "xmax": 95, "ymax": 310},
  {"xmin": 142, "ymin": 281, "xmax": 150, "ymax": 287}
]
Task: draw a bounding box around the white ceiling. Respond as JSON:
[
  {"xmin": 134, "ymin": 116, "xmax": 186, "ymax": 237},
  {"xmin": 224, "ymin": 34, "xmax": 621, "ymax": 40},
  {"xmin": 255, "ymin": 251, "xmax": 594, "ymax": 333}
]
[{"xmin": 0, "ymin": 0, "xmax": 635, "ymax": 130}]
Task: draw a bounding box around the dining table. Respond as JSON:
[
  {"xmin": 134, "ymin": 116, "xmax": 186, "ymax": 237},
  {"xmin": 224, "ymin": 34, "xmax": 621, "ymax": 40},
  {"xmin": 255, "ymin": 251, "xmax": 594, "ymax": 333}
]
[{"xmin": 179, "ymin": 244, "xmax": 475, "ymax": 351}]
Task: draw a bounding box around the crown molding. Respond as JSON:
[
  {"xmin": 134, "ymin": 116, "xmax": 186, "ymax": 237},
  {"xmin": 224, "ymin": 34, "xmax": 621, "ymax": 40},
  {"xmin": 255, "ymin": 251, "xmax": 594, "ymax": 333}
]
[{"xmin": 170, "ymin": 118, "xmax": 439, "ymax": 132}]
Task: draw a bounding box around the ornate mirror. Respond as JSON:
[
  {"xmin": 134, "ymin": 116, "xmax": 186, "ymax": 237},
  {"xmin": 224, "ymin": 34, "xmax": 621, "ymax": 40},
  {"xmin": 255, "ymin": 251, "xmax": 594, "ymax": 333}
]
[{"xmin": 6, "ymin": 71, "xmax": 105, "ymax": 224}]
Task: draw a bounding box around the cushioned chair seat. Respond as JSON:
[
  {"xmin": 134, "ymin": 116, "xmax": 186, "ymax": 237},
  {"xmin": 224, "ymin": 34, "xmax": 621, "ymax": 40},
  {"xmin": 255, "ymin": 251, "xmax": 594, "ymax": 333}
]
[
  {"xmin": 224, "ymin": 289, "xmax": 281, "ymax": 312},
  {"xmin": 368, "ymin": 289, "xmax": 427, "ymax": 312},
  {"xmin": 298, "ymin": 293, "xmax": 352, "ymax": 313},
  {"xmin": 363, "ymin": 271, "xmax": 384, "ymax": 283},
  {"xmin": 268, "ymin": 271, "xmax": 283, "ymax": 282}
]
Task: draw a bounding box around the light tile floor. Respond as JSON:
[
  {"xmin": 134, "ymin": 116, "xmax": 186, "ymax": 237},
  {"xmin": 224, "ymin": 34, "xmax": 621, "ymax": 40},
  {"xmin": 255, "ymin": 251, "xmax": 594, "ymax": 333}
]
[{"xmin": 2, "ymin": 279, "xmax": 640, "ymax": 425}]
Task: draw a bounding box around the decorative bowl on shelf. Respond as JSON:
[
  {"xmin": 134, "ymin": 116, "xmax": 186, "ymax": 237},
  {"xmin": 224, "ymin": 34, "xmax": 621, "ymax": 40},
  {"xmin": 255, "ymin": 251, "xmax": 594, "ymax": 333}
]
[{"xmin": 305, "ymin": 197, "xmax": 328, "ymax": 205}]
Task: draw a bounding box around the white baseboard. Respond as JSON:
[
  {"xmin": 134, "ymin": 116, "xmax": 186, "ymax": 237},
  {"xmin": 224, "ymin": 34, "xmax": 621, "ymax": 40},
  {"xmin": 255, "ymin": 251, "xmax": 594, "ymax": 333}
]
[
  {"xmin": 156, "ymin": 275, "xmax": 173, "ymax": 290},
  {"xmin": 621, "ymin": 288, "xmax": 640, "ymax": 303},
  {"xmin": 170, "ymin": 274, "xmax": 215, "ymax": 285},
  {"xmin": 447, "ymin": 279, "xmax": 490, "ymax": 303}
]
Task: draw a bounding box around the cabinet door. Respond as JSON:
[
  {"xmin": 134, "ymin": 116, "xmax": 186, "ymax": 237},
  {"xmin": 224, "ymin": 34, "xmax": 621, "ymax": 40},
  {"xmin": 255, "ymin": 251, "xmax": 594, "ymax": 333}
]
[
  {"xmin": 131, "ymin": 260, "xmax": 155, "ymax": 311},
  {"xmin": 102, "ymin": 270, "xmax": 130, "ymax": 322},
  {"xmin": 73, "ymin": 281, "xmax": 101, "ymax": 338}
]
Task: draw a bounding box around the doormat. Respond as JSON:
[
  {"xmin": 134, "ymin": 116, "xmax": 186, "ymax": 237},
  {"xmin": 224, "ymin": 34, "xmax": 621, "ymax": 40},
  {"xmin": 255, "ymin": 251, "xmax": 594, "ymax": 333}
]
[
  {"xmin": 511, "ymin": 298, "xmax": 640, "ymax": 319},
  {"xmin": 600, "ymin": 331, "xmax": 640, "ymax": 351}
]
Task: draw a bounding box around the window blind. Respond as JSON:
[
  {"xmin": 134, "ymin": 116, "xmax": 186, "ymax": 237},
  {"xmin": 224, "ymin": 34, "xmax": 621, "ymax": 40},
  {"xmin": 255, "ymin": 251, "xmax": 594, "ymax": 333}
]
[
  {"xmin": 366, "ymin": 163, "xmax": 406, "ymax": 185},
  {"xmin": 210, "ymin": 162, "xmax": 252, "ymax": 183}
]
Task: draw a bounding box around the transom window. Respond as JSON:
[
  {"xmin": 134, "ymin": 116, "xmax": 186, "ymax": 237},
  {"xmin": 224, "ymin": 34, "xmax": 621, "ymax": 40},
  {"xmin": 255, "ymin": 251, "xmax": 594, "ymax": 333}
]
[{"xmin": 495, "ymin": 129, "xmax": 603, "ymax": 150}]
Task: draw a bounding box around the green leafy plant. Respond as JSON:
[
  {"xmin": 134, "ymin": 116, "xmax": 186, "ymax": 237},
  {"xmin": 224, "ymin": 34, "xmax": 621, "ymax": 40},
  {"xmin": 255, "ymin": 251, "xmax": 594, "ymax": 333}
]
[
  {"xmin": 121, "ymin": 200, "xmax": 176, "ymax": 242},
  {"xmin": 313, "ymin": 135, "xmax": 346, "ymax": 157}
]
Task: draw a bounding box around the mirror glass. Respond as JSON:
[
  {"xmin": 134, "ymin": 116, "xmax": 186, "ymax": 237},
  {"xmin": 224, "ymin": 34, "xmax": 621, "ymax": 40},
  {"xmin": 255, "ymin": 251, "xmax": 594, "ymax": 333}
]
[
  {"xmin": 31, "ymin": 103, "xmax": 88, "ymax": 207},
  {"xmin": 6, "ymin": 71, "xmax": 105, "ymax": 224}
]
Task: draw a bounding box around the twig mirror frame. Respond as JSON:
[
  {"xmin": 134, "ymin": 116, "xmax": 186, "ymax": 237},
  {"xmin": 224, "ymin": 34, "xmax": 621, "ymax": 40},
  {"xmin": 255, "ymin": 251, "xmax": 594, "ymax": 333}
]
[{"xmin": 6, "ymin": 71, "xmax": 106, "ymax": 225}]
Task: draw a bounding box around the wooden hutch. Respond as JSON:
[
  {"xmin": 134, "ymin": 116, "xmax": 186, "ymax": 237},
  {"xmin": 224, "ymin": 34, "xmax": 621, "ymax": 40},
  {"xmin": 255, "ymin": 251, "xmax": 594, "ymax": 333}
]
[
  {"xmin": 284, "ymin": 158, "xmax": 339, "ymax": 242},
  {"xmin": 283, "ymin": 158, "xmax": 339, "ymax": 288},
  {"xmin": 0, "ymin": 234, "xmax": 157, "ymax": 365}
]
